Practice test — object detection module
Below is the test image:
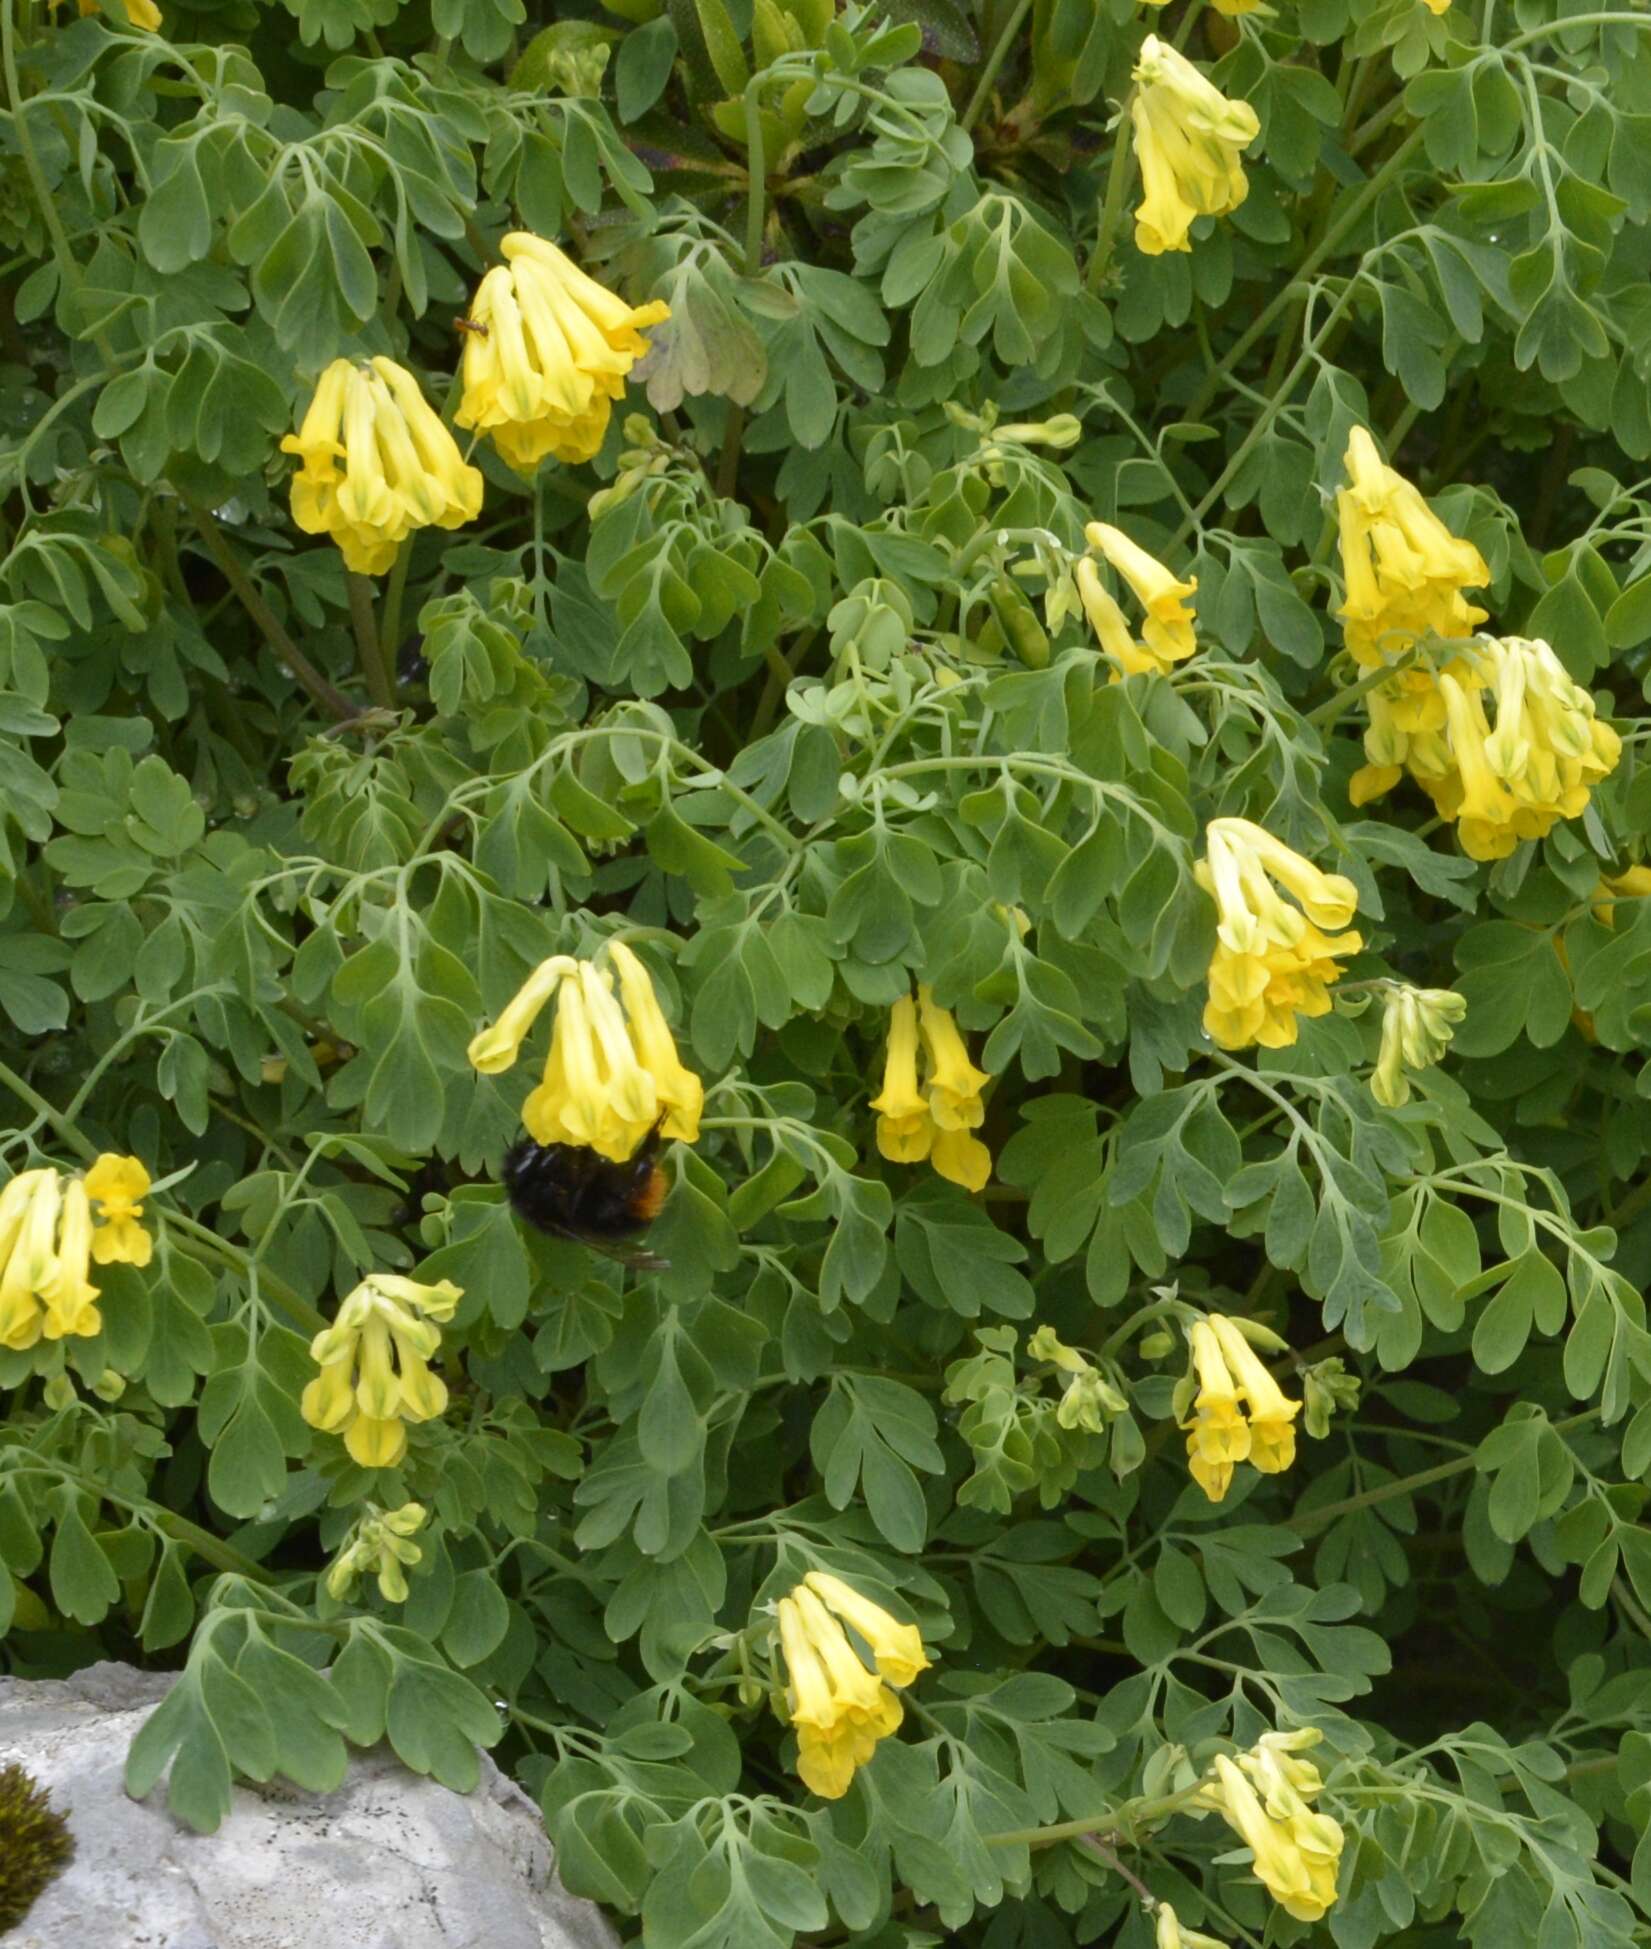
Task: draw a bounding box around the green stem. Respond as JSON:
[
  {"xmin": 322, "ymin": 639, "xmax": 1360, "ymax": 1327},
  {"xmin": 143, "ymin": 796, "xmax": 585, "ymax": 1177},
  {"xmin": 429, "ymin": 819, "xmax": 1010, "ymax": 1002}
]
[
  {"xmin": 1305, "ymin": 652, "xmax": 1415, "ymax": 731},
  {"xmin": 961, "ymin": 0, "xmax": 1033, "ymax": 134},
  {"xmin": 7, "ymin": 1458, "xmax": 272, "ymax": 1581},
  {"xmin": 1286, "ymin": 1409, "xmax": 1600, "ymax": 1533},
  {"xmin": 1086, "ymin": 91, "xmax": 1136, "ymax": 295},
  {"xmin": 347, "ymin": 571, "xmax": 394, "ymax": 710},
  {"xmin": 743, "ymin": 78, "xmax": 767, "ymax": 274},
  {"xmin": 0, "ymin": 1058, "xmax": 97, "ymax": 1162},
  {"xmin": 187, "ymin": 501, "xmax": 357, "ymax": 721},
  {"xmin": 1182, "ymin": 125, "xmax": 1425, "ymax": 427},
  {"xmin": 378, "ymin": 535, "xmax": 414, "ymax": 683},
  {"xmin": 984, "ymin": 1782, "xmax": 1207, "ymax": 1850}
]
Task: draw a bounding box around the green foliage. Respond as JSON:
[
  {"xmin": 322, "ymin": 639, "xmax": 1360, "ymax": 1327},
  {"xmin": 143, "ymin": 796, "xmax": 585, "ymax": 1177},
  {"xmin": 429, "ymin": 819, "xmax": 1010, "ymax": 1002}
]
[{"xmin": 4, "ymin": 3, "xmax": 1651, "ymax": 1949}]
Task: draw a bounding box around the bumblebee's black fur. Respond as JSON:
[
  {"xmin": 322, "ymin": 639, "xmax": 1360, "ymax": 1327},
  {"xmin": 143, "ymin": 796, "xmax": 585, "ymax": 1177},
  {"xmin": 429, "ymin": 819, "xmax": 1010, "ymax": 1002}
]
[{"xmin": 501, "ymin": 1125, "xmax": 669, "ymax": 1266}]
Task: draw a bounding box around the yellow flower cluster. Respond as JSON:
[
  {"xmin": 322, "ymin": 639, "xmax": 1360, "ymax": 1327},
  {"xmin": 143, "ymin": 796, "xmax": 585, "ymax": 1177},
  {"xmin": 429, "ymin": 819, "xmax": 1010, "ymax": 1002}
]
[
  {"xmin": 282, "ymin": 357, "xmax": 483, "ymax": 575},
  {"xmin": 774, "ymin": 1571, "xmax": 929, "ymax": 1799},
  {"xmin": 0, "ymin": 1155, "xmax": 152, "ymax": 1351},
  {"xmin": 1197, "ymin": 1731, "xmax": 1346, "ymax": 1922},
  {"xmin": 1178, "ymin": 1314, "xmax": 1301, "ymax": 1503},
  {"xmin": 301, "ymin": 1274, "xmax": 462, "ymax": 1468},
  {"xmin": 1371, "ymin": 983, "xmax": 1467, "ymax": 1108},
  {"xmin": 1130, "ymin": 37, "xmax": 1260, "ymax": 257},
  {"xmin": 1336, "ymin": 426, "xmax": 1488, "ymax": 666},
  {"xmin": 281, "ymin": 239, "xmax": 669, "ymax": 571},
  {"xmin": 1076, "ymin": 521, "xmax": 1199, "ymax": 679},
  {"xmin": 468, "ymin": 943, "xmax": 702, "ymax": 1162},
  {"xmin": 1195, "ymin": 818, "xmax": 1362, "ymax": 1051},
  {"xmin": 455, "ymin": 233, "xmax": 671, "ymax": 473},
  {"xmin": 870, "ymin": 986, "xmax": 993, "ymax": 1191},
  {"xmin": 1355, "ymin": 637, "xmax": 1621, "ymax": 861},
  {"xmin": 324, "ymin": 1502, "xmax": 428, "ymax": 1603}
]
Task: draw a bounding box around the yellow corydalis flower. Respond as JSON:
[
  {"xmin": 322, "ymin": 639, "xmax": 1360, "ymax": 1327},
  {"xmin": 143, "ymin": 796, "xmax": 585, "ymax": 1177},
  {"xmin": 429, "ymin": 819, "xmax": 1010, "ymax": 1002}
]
[
  {"xmin": 1336, "ymin": 427, "xmax": 1488, "ymax": 667},
  {"xmin": 773, "ymin": 1572, "xmax": 930, "ymax": 1799},
  {"xmin": 1371, "ymin": 984, "xmax": 1467, "ymax": 1108},
  {"xmin": 869, "ymin": 987, "xmax": 993, "ymax": 1192},
  {"xmin": 1178, "ymin": 1313, "xmax": 1302, "ymax": 1502},
  {"xmin": 282, "ymin": 357, "xmax": 483, "ymax": 575},
  {"xmin": 468, "ymin": 943, "xmax": 702, "ymax": 1161},
  {"xmin": 0, "ymin": 1154, "xmax": 154, "ymax": 1350},
  {"xmin": 324, "ymin": 1502, "xmax": 428, "ymax": 1604},
  {"xmin": 1359, "ymin": 637, "xmax": 1621, "ymax": 860},
  {"xmin": 455, "ymin": 233, "xmax": 670, "ymax": 473},
  {"xmin": 301, "ymin": 1274, "xmax": 462, "ymax": 1469},
  {"xmin": 1129, "ymin": 36, "xmax": 1260, "ymax": 257},
  {"xmin": 1079, "ymin": 522, "xmax": 1198, "ymax": 678},
  {"xmin": 1195, "ymin": 818, "xmax": 1362, "ymax": 1051},
  {"xmin": 1155, "ymin": 1903, "xmax": 1230, "ymax": 1949},
  {"xmin": 70, "ymin": 0, "xmax": 162, "ymax": 25},
  {"xmin": 1199, "ymin": 1732, "xmax": 1346, "ymax": 1922}
]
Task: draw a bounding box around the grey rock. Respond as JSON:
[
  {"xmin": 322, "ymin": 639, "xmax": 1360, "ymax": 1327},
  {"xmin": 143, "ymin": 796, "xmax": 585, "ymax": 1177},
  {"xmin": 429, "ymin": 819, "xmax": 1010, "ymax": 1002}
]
[{"xmin": 0, "ymin": 1662, "xmax": 617, "ymax": 1949}]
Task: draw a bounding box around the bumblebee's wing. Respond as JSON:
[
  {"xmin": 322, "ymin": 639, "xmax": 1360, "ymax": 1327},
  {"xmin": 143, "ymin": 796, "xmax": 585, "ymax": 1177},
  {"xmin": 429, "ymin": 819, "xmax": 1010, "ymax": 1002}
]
[{"xmin": 553, "ymin": 1226, "xmax": 670, "ymax": 1273}]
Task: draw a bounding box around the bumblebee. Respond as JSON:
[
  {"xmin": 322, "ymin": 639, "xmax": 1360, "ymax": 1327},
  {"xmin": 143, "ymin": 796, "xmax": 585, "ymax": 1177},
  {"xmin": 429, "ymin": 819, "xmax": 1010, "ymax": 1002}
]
[{"xmin": 501, "ymin": 1122, "xmax": 670, "ymax": 1271}]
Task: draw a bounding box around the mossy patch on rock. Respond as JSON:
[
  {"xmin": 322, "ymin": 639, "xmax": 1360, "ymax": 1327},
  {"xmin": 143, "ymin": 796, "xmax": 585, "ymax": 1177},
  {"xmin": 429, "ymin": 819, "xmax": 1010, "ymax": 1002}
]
[{"xmin": 0, "ymin": 1761, "xmax": 75, "ymax": 1929}]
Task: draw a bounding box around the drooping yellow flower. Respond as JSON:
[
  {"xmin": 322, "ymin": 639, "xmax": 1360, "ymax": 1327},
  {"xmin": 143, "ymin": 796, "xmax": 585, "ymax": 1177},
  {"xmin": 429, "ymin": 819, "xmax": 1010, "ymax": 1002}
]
[
  {"xmin": 83, "ymin": 1153, "xmax": 153, "ymax": 1266},
  {"xmin": 1336, "ymin": 427, "xmax": 1488, "ymax": 667},
  {"xmin": 1196, "ymin": 1733, "xmax": 1346, "ymax": 1923},
  {"xmin": 455, "ymin": 233, "xmax": 670, "ymax": 473},
  {"xmin": 1209, "ymin": 1315, "xmax": 1300, "ymax": 1475},
  {"xmin": 1592, "ymin": 864, "xmax": 1651, "ymax": 922},
  {"xmin": 301, "ymin": 1274, "xmax": 462, "ymax": 1469},
  {"xmin": 1155, "ymin": 1903, "xmax": 1230, "ymax": 1949},
  {"xmin": 325, "ymin": 1502, "xmax": 428, "ymax": 1603},
  {"xmin": 1080, "ymin": 522, "xmax": 1198, "ymax": 678},
  {"xmin": 0, "ymin": 1156, "xmax": 155, "ymax": 1350},
  {"xmin": 1129, "ymin": 36, "xmax": 1260, "ymax": 256},
  {"xmin": 1364, "ymin": 638, "xmax": 1622, "ymax": 861},
  {"xmin": 282, "ymin": 357, "xmax": 483, "ymax": 575},
  {"xmin": 801, "ymin": 1571, "xmax": 931, "ymax": 1687},
  {"xmin": 469, "ymin": 945, "xmax": 702, "ymax": 1161},
  {"xmin": 70, "ymin": 0, "xmax": 162, "ymax": 26},
  {"xmin": 1370, "ymin": 984, "xmax": 1467, "ymax": 1108},
  {"xmin": 870, "ymin": 988, "xmax": 993, "ymax": 1191},
  {"xmin": 1195, "ymin": 818, "xmax": 1362, "ymax": 1051},
  {"xmin": 1419, "ymin": 0, "xmax": 1450, "ymax": 12},
  {"xmin": 1181, "ymin": 1319, "xmax": 1250, "ymax": 1503},
  {"xmin": 773, "ymin": 1575, "xmax": 928, "ymax": 1799}
]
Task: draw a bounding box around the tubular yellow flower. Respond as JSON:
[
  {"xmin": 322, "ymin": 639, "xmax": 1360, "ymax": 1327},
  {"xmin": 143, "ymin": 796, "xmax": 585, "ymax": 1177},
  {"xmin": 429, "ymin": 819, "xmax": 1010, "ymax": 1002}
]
[
  {"xmin": 1195, "ymin": 819, "xmax": 1362, "ymax": 1051},
  {"xmin": 1130, "ymin": 36, "xmax": 1260, "ymax": 256},
  {"xmin": 802, "ymin": 1571, "xmax": 930, "ymax": 1687},
  {"xmin": 1075, "ymin": 557, "xmax": 1155, "ymax": 678},
  {"xmin": 1371, "ymin": 984, "xmax": 1467, "ymax": 1108},
  {"xmin": 916, "ymin": 986, "xmax": 991, "ymax": 1131},
  {"xmin": 1182, "ymin": 1319, "xmax": 1251, "ymax": 1503},
  {"xmin": 871, "ymin": 990, "xmax": 994, "ymax": 1190},
  {"xmin": 283, "ymin": 357, "xmax": 483, "ymax": 575},
  {"xmin": 774, "ymin": 1581, "xmax": 914, "ymax": 1799},
  {"xmin": 1336, "ymin": 427, "xmax": 1488, "ymax": 666},
  {"xmin": 1208, "ymin": 1754, "xmax": 1341, "ymax": 1922},
  {"xmin": 466, "ymin": 955, "xmax": 578, "ymax": 1074},
  {"xmin": 455, "ymin": 232, "xmax": 670, "ymax": 473},
  {"xmin": 1209, "ymin": 1315, "xmax": 1301, "ymax": 1474},
  {"xmin": 0, "ymin": 1158, "xmax": 154, "ymax": 1350},
  {"xmin": 1084, "ymin": 521, "xmax": 1198, "ymax": 674},
  {"xmin": 300, "ymin": 1275, "xmax": 462, "ymax": 1470},
  {"xmin": 70, "ymin": 0, "xmax": 162, "ymax": 26},
  {"xmin": 606, "ymin": 941, "xmax": 704, "ymax": 1143},
  {"xmin": 83, "ymin": 1153, "xmax": 153, "ymax": 1266},
  {"xmin": 1594, "ymin": 864, "xmax": 1651, "ymax": 922},
  {"xmin": 325, "ymin": 1502, "xmax": 428, "ymax": 1604},
  {"xmin": 870, "ymin": 994, "xmax": 933, "ymax": 1164},
  {"xmin": 1156, "ymin": 1904, "xmax": 1230, "ymax": 1949}
]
